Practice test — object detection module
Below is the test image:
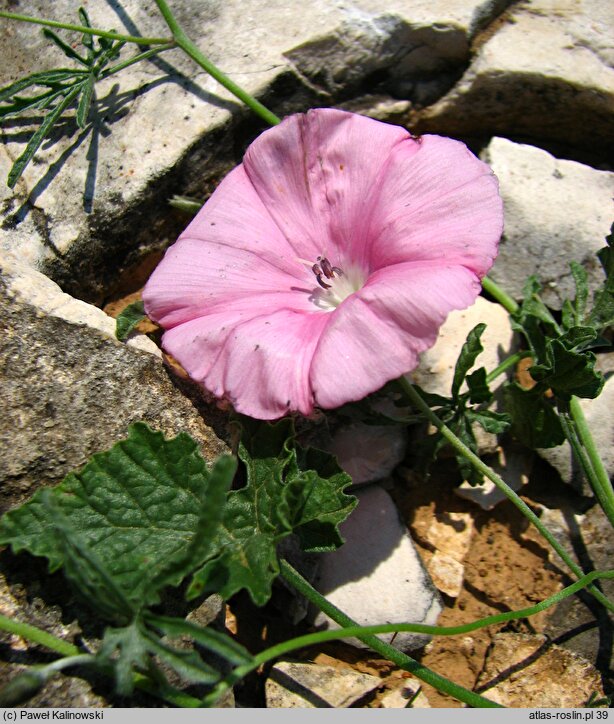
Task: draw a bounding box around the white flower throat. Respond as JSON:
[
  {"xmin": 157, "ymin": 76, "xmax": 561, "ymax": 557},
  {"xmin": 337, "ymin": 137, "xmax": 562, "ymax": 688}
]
[{"xmin": 299, "ymin": 255, "xmax": 366, "ymax": 311}]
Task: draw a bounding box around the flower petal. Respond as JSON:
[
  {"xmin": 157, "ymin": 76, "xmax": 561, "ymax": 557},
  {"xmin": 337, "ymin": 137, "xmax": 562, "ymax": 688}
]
[
  {"xmin": 163, "ymin": 308, "xmax": 329, "ymax": 419},
  {"xmin": 143, "ymin": 164, "xmax": 318, "ymax": 329},
  {"xmin": 244, "ymin": 108, "xmax": 410, "ymax": 267},
  {"xmin": 368, "ymin": 135, "xmax": 503, "ymax": 276},
  {"xmin": 311, "ymin": 262, "xmax": 481, "ymax": 409}
]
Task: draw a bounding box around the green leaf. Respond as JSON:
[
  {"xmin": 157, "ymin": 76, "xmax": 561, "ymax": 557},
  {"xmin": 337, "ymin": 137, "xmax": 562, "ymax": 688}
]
[
  {"xmin": 588, "ymin": 223, "xmax": 614, "ymax": 330},
  {"xmin": 503, "ymin": 383, "xmax": 565, "ymax": 449},
  {"xmin": 98, "ymin": 615, "xmax": 228, "ymax": 696},
  {"xmin": 451, "ymin": 323, "xmax": 486, "ymax": 400},
  {"xmin": 115, "ymin": 300, "xmax": 148, "ymax": 341},
  {"xmin": 188, "ymin": 420, "xmax": 356, "ymax": 606},
  {"xmin": 465, "ymin": 408, "xmax": 511, "ymax": 435},
  {"xmin": 76, "ymin": 75, "xmax": 94, "ymax": 129},
  {"xmin": 42, "ymin": 28, "xmax": 89, "ymax": 66},
  {"xmin": 98, "ymin": 622, "xmax": 150, "ymax": 696},
  {"xmin": 465, "ymin": 367, "xmax": 492, "ymax": 405},
  {"xmin": 7, "ymin": 83, "xmax": 82, "ymax": 188},
  {"xmin": 559, "ymin": 325, "xmax": 599, "ymax": 351},
  {"xmin": 0, "ymin": 69, "xmax": 83, "ymax": 103},
  {"xmin": 141, "ymin": 631, "xmax": 219, "ymax": 685},
  {"xmin": 529, "ymin": 339, "xmax": 604, "ymax": 401},
  {"xmin": 0, "ymin": 424, "xmax": 236, "ymax": 618},
  {"xmin": 569, "ymin": 261, "xmax": 589, "ymax": 327},
  {"xmin": 144, "ymin": 613, "xmax": 252, "ymax": 666}
]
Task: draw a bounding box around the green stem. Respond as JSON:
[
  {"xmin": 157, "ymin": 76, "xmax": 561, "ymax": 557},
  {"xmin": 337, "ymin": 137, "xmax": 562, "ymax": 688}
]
[
  {"xmin": 568, "ymin": 397, "xmax": 614, "ymax": 525},
  {"xmin": 100, "ymin": 43, "xmax": 176, "ymax": 79},
  {"xmin": 485, "ymin": 351, "xmax": 531, "ymax": 385},
  {"xmin": 205, "ymin": 568, "xmax": 614, "ymax": 707},
  {"xmin": 481, "ymin": 275, "xmax": 519, "ymax": 315},
  {"xmin": 153, "ymin": 0, "xmax": 280, "ymax": 127},
  {"xmin": 0, "ymin": 614, "xmax": 200, "ymax": 708},
  {"xmin": 279, "ymin": 560, "xmax": 500, "ymax": 707},
  {"xmin": 399, "ymin": 378, "xmax": 614, "ymax": 613},
  {"xmin": 0, "ymin": 11, "xmax": 171, "ymax": 45},
  {"xmin": 0, "ymin": 614, "xmax": 79, "ymax": 657}
]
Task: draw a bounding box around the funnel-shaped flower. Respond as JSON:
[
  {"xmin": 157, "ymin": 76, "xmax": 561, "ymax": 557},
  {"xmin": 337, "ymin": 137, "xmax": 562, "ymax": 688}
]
[{"xmin": 143, "ymin": 109, "xmax": 503, "ymax": 420}]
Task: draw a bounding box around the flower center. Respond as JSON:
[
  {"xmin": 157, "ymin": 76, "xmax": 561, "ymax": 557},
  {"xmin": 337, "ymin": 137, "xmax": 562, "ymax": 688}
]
[{"xmin": 301, "ymin": 255, "xmax": 366, "ymax": 311}]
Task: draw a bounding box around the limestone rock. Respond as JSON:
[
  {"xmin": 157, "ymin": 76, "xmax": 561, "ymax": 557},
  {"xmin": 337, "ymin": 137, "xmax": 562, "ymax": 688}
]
[
  {"xmin": 539, "ymin": 504, "xmax": 614, "ymax": 670},
  {"xmin": 477, "ymin": 633, "xmax": 605, "ymax": 707},
  {"xmin": 483, "ymin": 137, "xmax": 614, "ymax": 308},
  {"xmin": 422, "ymin": 511, "xmax": 474, "ymax": 598},
  {"xmin": 378, "ymin": 677, "xmax": 430, "ymax": 708},
  {"xmin": 309, "ymin": 485, "xmax": 442, "ymax": 652},
  {"xmin": 411, "ymin": 296, "xmax": 515, "ymax": 398},
  {"xmin": 410, "ymin": 296, "xmax": 515, "ymax": 455},
  {"xmin": 0, "ymin": 251, "xmax": 228, "ymax": 513},
  {"xmin": 455, "ymin": 445, "xmax": 532, "ymax": 510},
  {"xmin": 415, "ymin": 0, "xmax": 614, "ymax": 159},
  {"xmin": 0, "ymin": 0, "xmax": 509, "ymax": 304},
  {"xmin": 265, "ymin": 660, "xmax": 381, "ymax": 708},
  {"xmin": 326, "ymin": 422, "xmax": 408, "ymax": 485}
]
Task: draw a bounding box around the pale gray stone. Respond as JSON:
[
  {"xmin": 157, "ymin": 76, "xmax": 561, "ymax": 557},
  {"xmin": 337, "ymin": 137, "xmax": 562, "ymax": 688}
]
[
  {"xmin": 309, "ymin": 485, "xmax": 442, "ymax": 652},
  {"xmin": 326, "ymin": 422, "xmax": 408, "ymax": 485},
  {"xmin": 411, "ymin": 296, "xmax": 515, "ymax": 396},
  {"xmin": 0, "ymin": 251, "xmax": 228, "ymax": 513},
  {"xmin": 483, "ymin": 137, "xmax": 614, "ymax": 308},
  {"xmin": 1, "ymin": 0, "xmax": 511, "ymax": 303},
  {"xmin": 265, "ymin": 660, "xmax": 381, "ymax": 708},
  {"xmin": 410, "ymin": 296, "xmax": 515, "ymax": 455},
  {"xmin": 415, "ymin": 0, "xmax": 614, "ymax": 159},
  {"xmin": 540, "ymin": 504, "xmax": 614, "ymax": 671},
  {"xmin": 476, "ymin": 633, "xmax": 605, "ymax": 707}
]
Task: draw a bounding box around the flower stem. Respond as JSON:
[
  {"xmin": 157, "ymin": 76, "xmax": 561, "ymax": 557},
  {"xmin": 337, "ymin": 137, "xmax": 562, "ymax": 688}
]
[
  {"xmin": 398, "ymin": 378, "xmax": 614, "ymax": 613},
  {"xmin": 565, "ymin": 398, "xmax": 614, "ymax": 527},
  {"xmin": 0, "ymin": 613, "xmax": 79, "ymax": 658},
  {"xmin": 485, "ymin": 351, "xmax": 531, "ymax": 385},
  {"xmin": 481, "ymin": 275, "xmax": 519, "ymax": 315},
  {"xmin": 152, "ymin": 0, "xmax": 281, "ymax": 127},
  {"xmin": 0, "ymin": 10, "xmax": 171, "ymax": 45},
  {"xmin": 203, "ymin": 568, "xmax": 613, "ymax": 707},
  {"xmin": 0, "ymin": 614, "xmax": 200, "ymax": 708},
  {"xmin": 277, "ymin": 559, "xmax": 501, "ymax": 707}
]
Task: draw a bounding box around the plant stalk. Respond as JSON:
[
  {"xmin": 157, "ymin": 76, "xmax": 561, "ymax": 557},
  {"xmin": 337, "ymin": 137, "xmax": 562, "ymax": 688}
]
[
  {"xmin": 203, "ymin": 569, "xmax": 613, "ymax": 706},
  {"xmin": 277, "ymin": 559, "xmax": 501, "ymax": 707},
  {"xmin": 153, "ymin": 0, "xmax": 281, "ymax": 127},
  {"xmin": 567, "ymin": 398, "xmax": 614, "ymax": 526},
  {"xmin": 0, "ymin": 11, "xmax": 171, "ymax": 45},
  {"xmin": 399, "ymin": 377, "xmax": 614, "ymax": 613},
  {"xmin": 481, "ymin": 275, "xmax": 519, "ymax": 315},
  {"xmin": 485, "ymin": 351, "xmax": 531, "ymax": 385}
]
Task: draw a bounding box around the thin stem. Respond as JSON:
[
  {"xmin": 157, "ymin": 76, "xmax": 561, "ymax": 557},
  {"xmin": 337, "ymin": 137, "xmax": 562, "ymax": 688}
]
[
  {"xmin": 279, "ymin": 560, "xmax": 501, "ymax": 707},
  {"xmin": 482, "ymin": 275, "xmax": 519, "ymax": 315},
  {"xmin": 399, "ymin": 378, "xmax": 614, "ymax": 613},
  {"xmin": 485, "ymin": 351, "xmax": 531, "ymax": 385},
  {"xmin": 0, "ymin": 614, "xmax": 200, "ymax": 708},
  {"xmin": 0, "ymin": 613, "xmax": 79, "ymax": 658},
  {"xmin": 204, "ymin": 569, "xmax": 613, "ymax": 706},
  {"xmin": 569, "ymin": 397, "xmax": 614, "ymax": 525},
  {"xmin": 0, "ymin": 11, "xmax": 171, "ymax": 46},
  {"xmin": 153, "ymin": 0, "xmax": 280, "ymax": 127},
  {"xmin": 100, "ymin": 43, "xmax": 176, "ymax": 79}
]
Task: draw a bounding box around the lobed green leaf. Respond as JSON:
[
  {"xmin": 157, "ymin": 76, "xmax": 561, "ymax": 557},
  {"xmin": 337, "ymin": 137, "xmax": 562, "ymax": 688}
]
[
  {"xmin": 0, "ymin": 424, "xmax": 236, "ymax": 617},
  {"xmin": 451, "ymin": 323, "xmax": 486, "ymax": 400},
  {"xmin": 188, "ymin": 420, "xmax": 356, "ymax": 606}
]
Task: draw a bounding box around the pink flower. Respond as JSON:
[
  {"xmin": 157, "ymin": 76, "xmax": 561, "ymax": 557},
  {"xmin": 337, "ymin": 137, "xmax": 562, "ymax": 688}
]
[{"xmin": 143, "ymin": 109, "xmax": 503, "ymax": 420}]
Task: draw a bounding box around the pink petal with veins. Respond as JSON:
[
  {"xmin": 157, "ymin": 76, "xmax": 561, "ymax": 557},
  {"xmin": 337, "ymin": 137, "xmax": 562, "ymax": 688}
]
[{"xmin": 143, "ymin": 108, "xmax": 504, "ymax": 420}]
